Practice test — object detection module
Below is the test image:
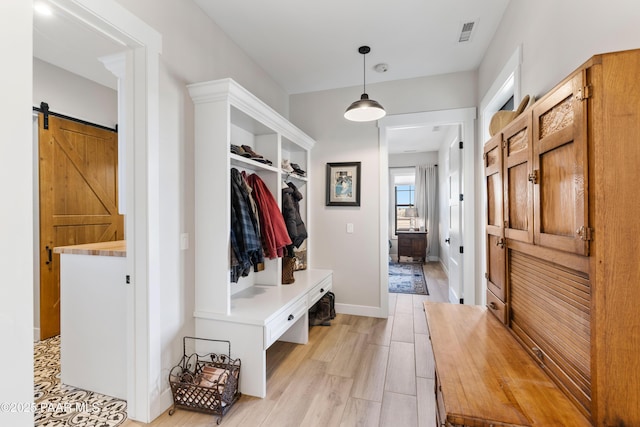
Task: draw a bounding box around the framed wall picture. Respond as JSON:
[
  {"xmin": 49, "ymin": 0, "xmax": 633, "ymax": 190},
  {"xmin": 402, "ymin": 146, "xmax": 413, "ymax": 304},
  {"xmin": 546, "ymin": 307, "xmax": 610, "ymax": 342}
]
[{"xmin": 326, "ymin": 162, "xmax": 361, "ymax": 206}]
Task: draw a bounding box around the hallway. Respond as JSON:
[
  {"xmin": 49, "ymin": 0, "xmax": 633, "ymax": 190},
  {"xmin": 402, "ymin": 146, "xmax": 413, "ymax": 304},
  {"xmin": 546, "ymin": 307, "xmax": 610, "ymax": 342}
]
[{"xmin": 121, "ymin": 262, "xmax": 449, "ymax": 427}]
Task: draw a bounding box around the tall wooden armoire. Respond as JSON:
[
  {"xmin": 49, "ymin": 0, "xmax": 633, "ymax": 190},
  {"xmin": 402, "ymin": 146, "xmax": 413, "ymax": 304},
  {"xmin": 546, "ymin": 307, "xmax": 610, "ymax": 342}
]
[{"xmin": 484, "ymin": 48, "xmax": 640, "ymax": 426}]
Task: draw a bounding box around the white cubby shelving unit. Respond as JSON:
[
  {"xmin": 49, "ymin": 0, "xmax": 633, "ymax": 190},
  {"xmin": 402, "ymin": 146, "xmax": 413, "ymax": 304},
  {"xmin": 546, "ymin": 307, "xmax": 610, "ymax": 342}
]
[{"xmin": 187, "ymin": 78, "xmax": 332, "ymax": 398}]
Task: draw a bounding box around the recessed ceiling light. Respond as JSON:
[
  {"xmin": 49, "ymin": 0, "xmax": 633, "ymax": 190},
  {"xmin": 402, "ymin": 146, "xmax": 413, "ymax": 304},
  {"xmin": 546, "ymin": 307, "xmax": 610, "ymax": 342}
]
[{"xmin": 34, "ymin": 2, "xmax": 53, "ymax": 16}]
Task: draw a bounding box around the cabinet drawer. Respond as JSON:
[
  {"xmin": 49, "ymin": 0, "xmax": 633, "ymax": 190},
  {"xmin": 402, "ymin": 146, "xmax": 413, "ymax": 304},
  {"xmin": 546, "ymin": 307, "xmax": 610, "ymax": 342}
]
[
  {"xmin": 264, "ymin": 297, "xmax": 307, "ymax": 349},
  {"xmin": 486, "ymin": 289, "xmax": 506, "ymax": 324},
  {"xmin": 308, "ymin": 276, "xmax": 332, "ymax": 307},
  {"xmin": 398, "ymin": 239, "xmax": 412, "ymax": 248}
]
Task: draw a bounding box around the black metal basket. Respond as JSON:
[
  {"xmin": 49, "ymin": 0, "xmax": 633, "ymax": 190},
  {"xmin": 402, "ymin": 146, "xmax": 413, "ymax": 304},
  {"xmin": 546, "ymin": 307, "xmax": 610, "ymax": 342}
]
[{"xmin": 169, "ymin": 337, "xmax": 241, "ymax": 424}]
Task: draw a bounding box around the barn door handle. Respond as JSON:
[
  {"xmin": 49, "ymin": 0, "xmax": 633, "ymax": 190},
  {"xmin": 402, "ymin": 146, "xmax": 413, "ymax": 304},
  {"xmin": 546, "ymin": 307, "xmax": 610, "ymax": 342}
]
[{"xmin": 45, "ymin": 246, "xmax": 52, "ymax": 265}]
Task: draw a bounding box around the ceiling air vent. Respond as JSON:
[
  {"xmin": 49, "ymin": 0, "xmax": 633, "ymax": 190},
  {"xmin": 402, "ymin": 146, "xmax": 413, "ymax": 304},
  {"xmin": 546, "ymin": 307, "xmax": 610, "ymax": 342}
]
[{"xmin": 458, "ymin": 21, "xmax": 475, "ymax": 43}]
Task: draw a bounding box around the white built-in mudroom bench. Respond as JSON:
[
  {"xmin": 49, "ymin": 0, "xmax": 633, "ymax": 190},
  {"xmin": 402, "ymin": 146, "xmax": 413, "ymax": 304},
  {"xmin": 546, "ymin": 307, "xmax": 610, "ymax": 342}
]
[{"xmin": 188, "ymin": 78, "xmax": 332, "ymax": 398}]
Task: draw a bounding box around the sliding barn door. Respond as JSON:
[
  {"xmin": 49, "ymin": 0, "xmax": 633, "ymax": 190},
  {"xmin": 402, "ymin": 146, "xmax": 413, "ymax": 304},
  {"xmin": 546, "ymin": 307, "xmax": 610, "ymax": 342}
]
[{"xmin": 38, "ymin": 114, "xmax": 123, "ymax": 340}]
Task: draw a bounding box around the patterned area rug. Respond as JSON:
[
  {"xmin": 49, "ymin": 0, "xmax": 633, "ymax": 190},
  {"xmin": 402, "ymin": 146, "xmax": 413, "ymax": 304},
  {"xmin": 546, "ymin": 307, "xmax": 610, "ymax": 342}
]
[
  {"xmin": 389, "ymin": 262, "xmax": 429, "ymax": 295},
  {"xmin": 34, "ymin": 336, "xmax": 127, "ymax": 427}
]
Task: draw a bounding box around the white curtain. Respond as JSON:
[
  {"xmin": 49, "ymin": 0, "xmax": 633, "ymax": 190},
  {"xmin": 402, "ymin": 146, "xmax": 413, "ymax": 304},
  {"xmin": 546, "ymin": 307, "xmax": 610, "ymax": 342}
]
[{"xmin": 414, "ymin": 164, "xmax": 437, "ymax": 259}]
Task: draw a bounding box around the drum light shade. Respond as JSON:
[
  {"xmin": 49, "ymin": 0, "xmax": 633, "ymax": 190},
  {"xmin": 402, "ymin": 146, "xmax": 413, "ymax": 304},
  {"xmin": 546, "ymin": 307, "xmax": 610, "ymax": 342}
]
[{"xmin": 344, "ymin": 46, "xmax": 386, "ymax": 122}]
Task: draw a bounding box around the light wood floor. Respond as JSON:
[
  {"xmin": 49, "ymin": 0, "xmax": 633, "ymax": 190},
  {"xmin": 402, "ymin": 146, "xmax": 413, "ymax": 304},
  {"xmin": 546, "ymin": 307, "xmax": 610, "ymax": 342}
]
[{"xmin": 123, "ymin": 262, "xmax": 450, "ymax": 427}]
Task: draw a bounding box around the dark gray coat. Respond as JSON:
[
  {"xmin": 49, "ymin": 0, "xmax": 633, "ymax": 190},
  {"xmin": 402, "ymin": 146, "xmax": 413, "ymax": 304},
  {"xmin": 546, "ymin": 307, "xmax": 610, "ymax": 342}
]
[{"xmin": 282, "ymin": 182, "xmax": 307, "ymax": 248}]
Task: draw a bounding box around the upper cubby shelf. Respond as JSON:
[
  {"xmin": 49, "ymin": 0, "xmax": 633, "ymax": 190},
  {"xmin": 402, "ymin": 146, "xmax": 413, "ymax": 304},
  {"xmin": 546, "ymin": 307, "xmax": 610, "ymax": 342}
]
[
  {"xmin": 230, "ymin": 153, "xmax": 280, "ymax": 173},
  {"xmin": 188, "ymin": 78, "xmax": 315, "ymax": 152}
]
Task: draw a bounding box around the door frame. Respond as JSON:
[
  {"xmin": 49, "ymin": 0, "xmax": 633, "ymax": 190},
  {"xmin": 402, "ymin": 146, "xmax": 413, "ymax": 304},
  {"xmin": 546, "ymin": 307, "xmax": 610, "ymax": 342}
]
[
  {"xmin": 34, "ymin": 1, "xmax": 162, "ymax": 422},
  {"xmin": 378, "ymin": 107, "xmax": 476, "ymax": 315},
  {"xmin": 479, "ymin": 45, "xmax": 522, "ymax": 307},
  {"xmin": 447, "ymin": 127, "xmax": 464, "ymax": 303}
]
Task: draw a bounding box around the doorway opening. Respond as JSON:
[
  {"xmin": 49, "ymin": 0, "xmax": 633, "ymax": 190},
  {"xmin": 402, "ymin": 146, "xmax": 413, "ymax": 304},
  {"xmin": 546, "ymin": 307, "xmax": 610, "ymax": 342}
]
[
  {"xmin": 378, "ymin": 107, "xmax": 476, "ymax": 317},
  {"xmin": 31, "ymin": 0, "xmax": 162, "ymax": 422}
]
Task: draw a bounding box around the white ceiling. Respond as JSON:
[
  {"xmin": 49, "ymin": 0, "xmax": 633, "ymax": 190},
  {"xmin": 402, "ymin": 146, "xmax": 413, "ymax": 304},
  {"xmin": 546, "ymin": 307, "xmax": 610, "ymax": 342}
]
[
  {"xmin": 33, "ymin": 0, "xmax": 511, "ymax": 153},
  {"xmin": 193, "ymin": 0, "xmax": 510, "ymax": 94}
]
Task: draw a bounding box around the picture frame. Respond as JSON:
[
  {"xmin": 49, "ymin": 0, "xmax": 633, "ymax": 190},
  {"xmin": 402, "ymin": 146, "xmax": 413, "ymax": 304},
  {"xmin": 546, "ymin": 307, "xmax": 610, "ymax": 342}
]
[{"xmin": 326, "ymin": 162, "xmax": 361, "ymax": 206}]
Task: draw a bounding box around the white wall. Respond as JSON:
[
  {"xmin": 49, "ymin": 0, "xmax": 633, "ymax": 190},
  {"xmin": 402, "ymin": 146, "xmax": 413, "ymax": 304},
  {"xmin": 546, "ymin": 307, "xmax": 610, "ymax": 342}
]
[
  {"xmin": 479, "ymin": 0, "xmax": 640, "ymax": 101},
  {"xmin": 290, "ymin": 71, "xmax": 476, "ymax": 315},
  {"xmin": 475, "ymin": 0, "xmax": 640, "ymax": 307},
  {"xmin": 388, "ymin": 152, "xmax": 437, "ymax": 168},
  {"xmin": 33, "ymin": 58, "xmax": 118, "ymax": 128},
  {"xmin": 116, "ymin": 0, "xmax": 289, "ymax": 117},
  {"xmin": 0, "ymin": 2, "xmax": 34, "ymax": 426},
  {"xmin": 110, "ymin": 0, "xmax": 292, "ymax": 416}
]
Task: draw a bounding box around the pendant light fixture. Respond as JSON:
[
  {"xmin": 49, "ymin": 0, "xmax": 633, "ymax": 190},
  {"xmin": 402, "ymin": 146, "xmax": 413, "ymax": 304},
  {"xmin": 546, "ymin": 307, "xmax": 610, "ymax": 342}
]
[{"xmin": 344, "ymin": 46, "xmax": 386, "ymax": 122}]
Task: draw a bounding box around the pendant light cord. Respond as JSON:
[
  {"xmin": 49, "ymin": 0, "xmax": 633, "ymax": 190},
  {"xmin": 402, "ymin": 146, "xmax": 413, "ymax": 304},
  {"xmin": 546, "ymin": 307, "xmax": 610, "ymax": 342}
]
[{"xmin": 362, "ymin": 51, "xmax": 366, "ymax": 94}]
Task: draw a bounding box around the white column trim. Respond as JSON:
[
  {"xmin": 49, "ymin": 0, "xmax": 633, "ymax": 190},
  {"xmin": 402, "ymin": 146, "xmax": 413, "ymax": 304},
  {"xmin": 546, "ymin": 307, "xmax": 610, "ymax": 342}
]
[{"xmin": 100, "ymin": 52, "xmax": 127, "ymax": 215}]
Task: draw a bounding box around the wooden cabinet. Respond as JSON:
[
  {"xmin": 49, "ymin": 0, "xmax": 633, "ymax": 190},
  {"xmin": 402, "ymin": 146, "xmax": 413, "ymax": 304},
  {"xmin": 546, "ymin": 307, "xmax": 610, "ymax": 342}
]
[
  {"xmin": 397, "ymin": 231, "xmax": 427, "ymax": 263},
  {"xmin": 188, "ymin": 78, "xmax": 332, "ymax": 398},
  {"xmin": 483, "ymin": 49, "xmax": 640, "ymax": 426}
]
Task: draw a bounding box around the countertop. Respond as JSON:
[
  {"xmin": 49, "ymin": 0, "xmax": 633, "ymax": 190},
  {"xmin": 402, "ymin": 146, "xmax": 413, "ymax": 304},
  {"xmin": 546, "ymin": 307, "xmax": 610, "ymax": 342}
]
[{"xmin": 54, "ymin": 240, "xmax": 126, "ymax": 257}]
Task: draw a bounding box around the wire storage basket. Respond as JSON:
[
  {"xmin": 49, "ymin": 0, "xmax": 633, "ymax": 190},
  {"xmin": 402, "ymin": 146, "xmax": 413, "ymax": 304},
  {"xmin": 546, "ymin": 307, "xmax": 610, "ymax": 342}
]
[{"xmin": 169, "ymin": 337, "xmax": 241, "ymax": 424}]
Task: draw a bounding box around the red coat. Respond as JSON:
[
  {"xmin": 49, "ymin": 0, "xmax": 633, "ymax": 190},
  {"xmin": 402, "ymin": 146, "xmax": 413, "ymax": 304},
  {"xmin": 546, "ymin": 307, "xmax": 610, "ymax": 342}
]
[{"xmin": 245, "ymin": 173, "xmax": 292, "ymax": 258}]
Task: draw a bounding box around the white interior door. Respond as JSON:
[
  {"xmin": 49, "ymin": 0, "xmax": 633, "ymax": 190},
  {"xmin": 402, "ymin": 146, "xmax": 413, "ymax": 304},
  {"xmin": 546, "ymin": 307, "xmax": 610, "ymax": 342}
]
[{"xmin": 447, "ymin": 130, "xmax": 463, "ymax": 303}]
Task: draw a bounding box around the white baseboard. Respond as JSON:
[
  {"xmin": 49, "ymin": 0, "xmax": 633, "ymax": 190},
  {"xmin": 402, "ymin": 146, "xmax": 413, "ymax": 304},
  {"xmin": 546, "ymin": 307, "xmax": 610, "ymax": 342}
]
[
  {"xmin": 335, "ymin": 303, "xmax": 386, "ymax": 319},
  {"xmin": 448, "ymin": 287, "xmax": 459, "ymax": 304},
  {"xmin": 151, "ymin": 387, "xmax": 174, "ymax": 421},
  {"xmin": 34, "ymin": 328, "xmax": 40, "ymax": 342},
  {"xmin": 439, "ymin": 258, "xmax": 449, "ymax": 276}
]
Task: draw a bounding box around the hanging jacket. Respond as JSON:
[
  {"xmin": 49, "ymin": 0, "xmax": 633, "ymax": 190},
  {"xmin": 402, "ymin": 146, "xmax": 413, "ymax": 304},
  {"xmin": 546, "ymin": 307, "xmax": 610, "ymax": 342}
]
[
  {"xmin": 282, "ymin": 181, "xmax": 308, "ymax": 248},
  {"xmin": 246, "ymin": 173, "xmax": 292, "ymax": 258},
  {"xmin": 230, "ymin": 168, "xmax": 263, "ymax": 282}
]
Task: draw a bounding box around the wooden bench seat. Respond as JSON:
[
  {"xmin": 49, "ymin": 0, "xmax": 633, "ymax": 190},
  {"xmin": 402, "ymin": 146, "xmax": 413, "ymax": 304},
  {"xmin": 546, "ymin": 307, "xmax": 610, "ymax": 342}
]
[{"xmin": 423, "ymin": 302, "xmax": 591, "ymax": 427}]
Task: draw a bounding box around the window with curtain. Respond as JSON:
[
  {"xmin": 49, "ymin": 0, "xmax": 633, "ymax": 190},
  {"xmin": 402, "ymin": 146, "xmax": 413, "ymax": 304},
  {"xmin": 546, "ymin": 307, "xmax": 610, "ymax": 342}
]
[{"xmin": 395, "ymin": 184, "xmax": 415, "ymax": 233}]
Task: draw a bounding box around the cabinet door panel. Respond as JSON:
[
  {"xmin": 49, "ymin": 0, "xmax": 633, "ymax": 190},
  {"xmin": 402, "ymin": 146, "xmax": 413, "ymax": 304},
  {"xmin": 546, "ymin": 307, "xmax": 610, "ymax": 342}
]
[
  {"xmin": 484, "ymin": 134, "xmax": 506, "ymax": 301},
  {"xmin": 486, "ymin": 170, "xmax": 502, "ymax": 227},
  {"xmin": 486, "ymin": 234, "xmax": 506, "ymax": 300},
  {"xmin": 533, "ymin": 72, "xmax": 589, "ymax": 256},
  {"xmin": 503, "ymin": 113, "xmax": 534, "ymax": 243},
  {"xmin": 484, "ymin": 134, "xmax": 503, "ymax": 235},
  {"xmin": 539, "ymin": 142, "xmax": 584, "ymax": 237}
]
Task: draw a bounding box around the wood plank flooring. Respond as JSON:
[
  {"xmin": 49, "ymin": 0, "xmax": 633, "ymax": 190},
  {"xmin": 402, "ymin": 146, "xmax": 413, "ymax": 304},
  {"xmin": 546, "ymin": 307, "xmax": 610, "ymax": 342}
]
[{"xmin": 122, "ymin": 262, "xmax": 450, "ymax": 427}]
